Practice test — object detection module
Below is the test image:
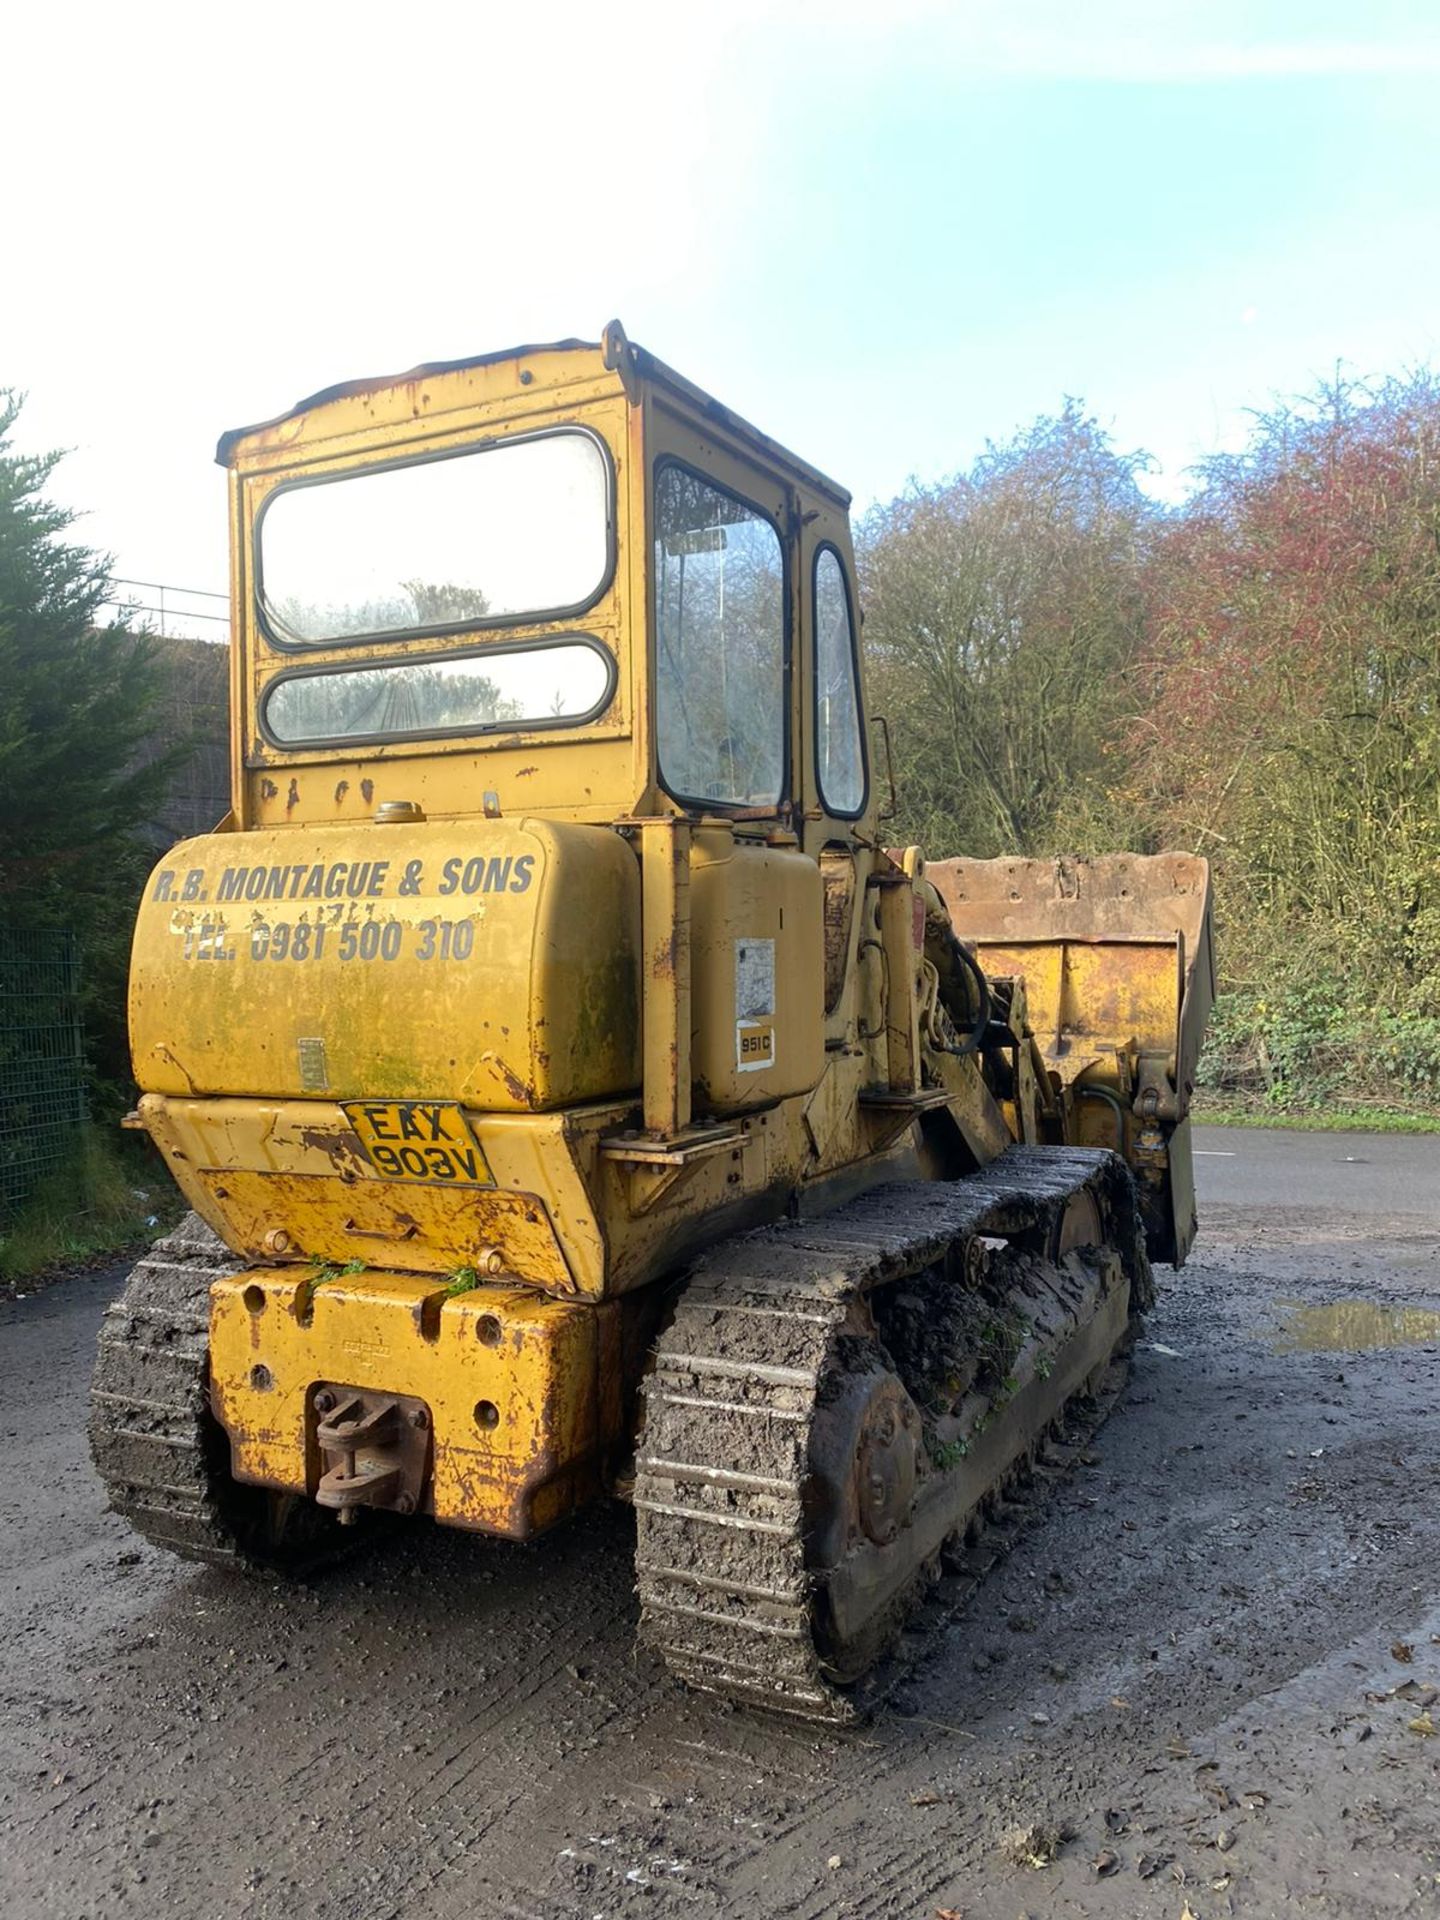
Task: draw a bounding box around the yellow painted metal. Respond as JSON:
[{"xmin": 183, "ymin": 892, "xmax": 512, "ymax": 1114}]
[
  {"xmin": 136, "ymin": 1093, "xmax": 601, "ymax": 1291},
  {"xmin": 689, "ymin": 826, "xmax": 825, "ymax": 1113},
  {"xmin": 927, "ymin": 853, "xmax": 1215, "ymax": 1106},
  {"xmin": 119, "ymin": 330, "xmax": 1213, "ymax": 1545},
  {"xmin": 138, "ymin": 1086, "xmax": 835, "ymax": 1301},
  {"xmin": 209, "ymin": 1267, "xmax": 608, "ymax": 1537},
  {"xmin": 130, "ymin": 818, "xmax": 641, "ymax": 1110},
  {"xmin": 638, "ymin": 817, "xmax": 691, "ymax": 1136},
  {"xmin": 224, "ymin": 353, "xmax": 642, "ymax": 834},
  {"xmin": 983, "ymin": 941, "xmax": 1180, "ymax": 1082},
  {"xmin": 198, "ymin": 1170, "xmax": 574, "ymax": 1288}
]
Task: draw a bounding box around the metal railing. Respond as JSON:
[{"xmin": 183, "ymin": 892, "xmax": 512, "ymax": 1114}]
[
  {"xmin": 0, "ymin": 930, "xmax": 87, "ymax": 1221},
  {"xmin": 101, "ymin": 578, "xmax": 229, "ymax": 639}
]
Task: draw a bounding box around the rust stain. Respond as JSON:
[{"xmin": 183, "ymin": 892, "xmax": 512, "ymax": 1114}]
[
  {"xmin": 334, "ymin": 780, "xmax": 350, "ymax": 805},
  {"xmin": 651, "ymin": 926, "xmax": 682, "ymax": 983},
  {"xmin": 515, "ymin": 765, "xmax": 540, "ymax": 779},
  {"xmin": 361, "ymin": 778, "xmax": 375, "ymax": 805},
  {"xmin": 197, "ymin": 1171, "xmax": 571, "ymax": 1286},
  {"xmin": 154, "ymin": 1044, "xmax": 198, "ymax": 1094},
  {"xmin": 295, "ymin": 1124, "xmax": 368, "ymax": 1176},
  {"xmin": 491, "ymin": 1057, "xmax": 534, "ymax": 1106},
  {"xmin": 286, "ymin": 778, "xmax": 300, "ymax": 813},
  {"xmin": 260, "ymin": 778, "xmax": 279, "ymax": 800},
  {"xmin": 821, "ymin": 850, "xmax": 856, "ymax": 1015}
]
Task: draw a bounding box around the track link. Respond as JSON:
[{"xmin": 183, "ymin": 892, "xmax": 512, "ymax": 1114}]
[
  {"xmin": 89, "ymin": 1212, "xmax": 352, "ymax": 1572},
  {"xmin": 633, "ymin": 1147, "xmax": 1148, "ymax": 1722}
]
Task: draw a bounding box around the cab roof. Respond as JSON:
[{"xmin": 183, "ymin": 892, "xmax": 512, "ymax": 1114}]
[{"xmin": 215, "ymin": 323, "xmax": 851, "ymax": 510}]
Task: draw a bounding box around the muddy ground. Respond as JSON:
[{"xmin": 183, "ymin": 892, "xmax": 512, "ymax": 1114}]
[{"xmin": 3, "ymin": 1130, "xmax": 1438, "ymax": 1919}]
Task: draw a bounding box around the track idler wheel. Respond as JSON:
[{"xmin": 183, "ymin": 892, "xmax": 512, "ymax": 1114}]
[{"xmin": 807, "ymin": 1358, "xmax": 926, "ymax": 1683}]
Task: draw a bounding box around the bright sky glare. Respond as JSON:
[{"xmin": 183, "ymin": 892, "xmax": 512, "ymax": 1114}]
[{"xmin": 6, "ymin": 0, "xmax": 1440, "ymax": 634}]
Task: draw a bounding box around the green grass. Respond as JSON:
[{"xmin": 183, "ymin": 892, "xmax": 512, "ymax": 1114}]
[{"xmin": 0, "ymin": 1125, "xmax": 180, "ymax": 1285}]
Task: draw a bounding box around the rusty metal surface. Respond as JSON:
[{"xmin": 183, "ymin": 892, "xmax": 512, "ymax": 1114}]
[
  {"xmin": 925, "ymin": 853, "xmax": 1214, "ymax": 1267},
  {"xmin": 193, "ymin": 1167, "xmax": 575, "ymax": 1288},
  {"xmin": 210, "ymin": 1266, "xmax": 606, "ymax": 1539},
  {"xmin": 930, "ymin": 853, "xmax": 1214, "ymax": 1074},
  {"xmin": 215, "ymin": 338, "xmax": 600, "ymax": 466},
  {"xmin": 929, "ymin": 851, "xmax": 1211, "ymax": 946},
  {"xmin": 819, "ymin": 848, "xmax": 857, "ymax": 1015},
  {"xmin": 312, "ymin": 1386, "xmax": 431, "ymax": 1520}
]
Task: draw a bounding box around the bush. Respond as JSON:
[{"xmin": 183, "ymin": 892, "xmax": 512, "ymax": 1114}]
[
  {"xmin": 0, "ymin": 1126, "xmax": 177, "ymax": 1285},
  {"xmin": 1198, "ymin": 982, "xmax": 1440, "ymax": 1116}
]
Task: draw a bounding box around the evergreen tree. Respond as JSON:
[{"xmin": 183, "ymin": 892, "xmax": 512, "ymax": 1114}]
[{"xmin": 0, "ymin": 391, "xmax": 183, "ymax": 1107}]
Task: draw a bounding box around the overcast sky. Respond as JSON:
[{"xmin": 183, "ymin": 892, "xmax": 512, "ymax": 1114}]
[{"xmin": 7, "ymin": 0, "xmax": 1440, "ymax": 635}]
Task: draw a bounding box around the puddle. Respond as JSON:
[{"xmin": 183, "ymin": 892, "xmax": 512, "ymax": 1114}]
[{"xmin": 1272, "ymin": 1297, "xmax": 1440, "ymax": 1353}]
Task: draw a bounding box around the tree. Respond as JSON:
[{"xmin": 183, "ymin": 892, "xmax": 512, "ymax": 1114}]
[
  {"xmin": 0, "ymin": 391, "xmax": 183, "ymax": 1106},
  {"xmin": 1139, "ymin": 375, "xmax": 1440, "ymax": 989},
  {"xmin": 858, "ymin": 403, "xmax": 1156, "ymax": 857},
  {"xmin": 1136, "ymin": 373, "xmax": 1440, "ymax": 1103}
]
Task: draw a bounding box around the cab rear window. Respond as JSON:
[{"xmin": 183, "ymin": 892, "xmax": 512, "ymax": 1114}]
[
  {"xmin": 260, "ymin": 640, "xmax": 615, "ymax": 747},
  {"xmin": 258, "ymin": 428, "xmax": 612, "ymax": 646}
]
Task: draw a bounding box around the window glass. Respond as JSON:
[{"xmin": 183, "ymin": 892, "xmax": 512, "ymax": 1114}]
[
  {"xmin": 259, "ymin": 429, "xmax": 610, "ymax": 644},
  {"xmin": 262, "ymin": 642, "xmax": 612, "ymax": 746},
  {"xmin": 654, "ymin": 466, "xmax": 784, "ymax": 808},
  {"xmin": 813, "ymin": 548, "xmax": 866, "ymax": 815}
]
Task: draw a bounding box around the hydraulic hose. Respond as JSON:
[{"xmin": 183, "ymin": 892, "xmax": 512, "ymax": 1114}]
[
  {"xmin": 919, "ymin": 887, "xmax": 992, "ymax": 1056},
  {"xmin": 945, "ymin": 930, "xmax": 992, "ymax": 1055}
]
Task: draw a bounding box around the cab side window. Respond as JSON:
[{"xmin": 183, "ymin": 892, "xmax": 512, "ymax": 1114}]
[
  {"xmin": 813, "ymin": 547, "xmax": 866, "ymax": 817},
  {"xmin": 654, "ymin": 464, "xmax": 785, "ymax": 809}
]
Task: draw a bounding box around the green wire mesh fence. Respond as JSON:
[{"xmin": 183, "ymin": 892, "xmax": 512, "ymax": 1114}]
[{"xmin": 0, "ymin": 930, "xmax": 87, "ymax": 1221}]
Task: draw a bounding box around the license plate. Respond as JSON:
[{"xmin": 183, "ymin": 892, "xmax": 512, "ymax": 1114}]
[{"xmin": 342, "ymin": 1101, "xmax": 493, "ymax": 1186}]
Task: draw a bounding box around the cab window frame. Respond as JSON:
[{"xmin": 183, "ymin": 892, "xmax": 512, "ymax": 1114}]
[
  {"xmin": 252, "ymin": 422, "xmax": 618, "ymax": 653},
  {"xmin": 811, "ymin": 541, "xmax": 869, "ymax": 820},
  {"xmin": 651, "ymin": 456, "xmax": 792, "ymax": 818},
  {"xmin": 255, "ymin": 632, "xmax": 618, "ymax": 753}
]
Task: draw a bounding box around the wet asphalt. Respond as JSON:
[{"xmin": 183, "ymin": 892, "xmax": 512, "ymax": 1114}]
[
  {"xmin": 1192, "ymin": 1121, "xmax": 1439, "ymax": 1214},
  {"xmin": 2, "ymin": 1126, "xmax": 1438, "ymax": 1918}
]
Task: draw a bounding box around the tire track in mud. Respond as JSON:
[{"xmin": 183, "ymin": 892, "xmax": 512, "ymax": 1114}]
[
  {"xmin": 5, "ymin": 1187, "xmax": 1440, "ymax": 1920},
  {"xmin": 411, "ymin": 1222, "xmax": 1440, "ymax": 1920},
  {"xmin": 438, "ymin": 1407, "xmax": 1132, "ymax": 1917},
  {"xmin": 152, "ymin": 1546, "xmax": 645, "ymax": 1918}
]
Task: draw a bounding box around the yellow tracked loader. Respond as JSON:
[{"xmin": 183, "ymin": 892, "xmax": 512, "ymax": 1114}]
[{"xmin": 91, "ymin": 325, "xmax": 1213, "ymax": 1719}]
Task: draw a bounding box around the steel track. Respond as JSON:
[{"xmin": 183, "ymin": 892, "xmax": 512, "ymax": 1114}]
[
  {"xmin": 633, "ymin": 1146, "xmax": 1150, "ymax": 1722},
  {"xmin": 89, "ymin": 1212, "xmax": 352, "ymax": 1571}
]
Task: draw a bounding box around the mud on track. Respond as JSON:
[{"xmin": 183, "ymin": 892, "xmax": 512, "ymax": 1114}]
[{"xmin": 3, "ymin": 1171, "xmax": 1439, "ymax": 1918}]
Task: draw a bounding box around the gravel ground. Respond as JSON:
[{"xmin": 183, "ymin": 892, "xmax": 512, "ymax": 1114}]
[{"xmin": 2, "ymin": 1140, "xmax": 1438, "ymax": 1918}]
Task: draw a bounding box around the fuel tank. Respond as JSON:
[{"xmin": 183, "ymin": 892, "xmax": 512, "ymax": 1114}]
[{"xmin": 130, "ymin": 819, "xmax": 642, "ymax": 1111}]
